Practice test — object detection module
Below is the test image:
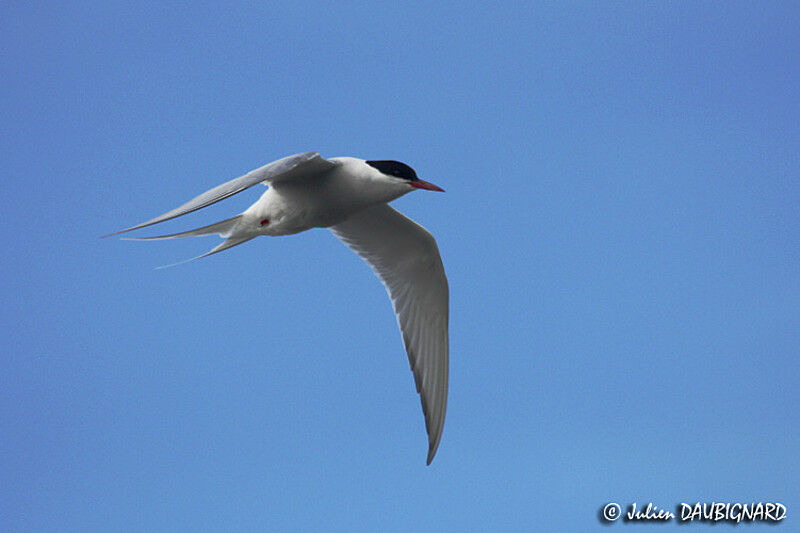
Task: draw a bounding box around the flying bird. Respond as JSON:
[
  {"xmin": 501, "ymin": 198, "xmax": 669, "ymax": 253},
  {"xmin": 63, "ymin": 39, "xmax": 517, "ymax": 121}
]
[{"xmin": 107, "ymin": 153, "xmax": 449, "ymax": 464}]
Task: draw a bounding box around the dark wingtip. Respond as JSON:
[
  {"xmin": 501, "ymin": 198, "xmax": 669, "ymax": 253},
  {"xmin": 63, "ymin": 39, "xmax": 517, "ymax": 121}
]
[{"xmin": 426, "ymin": 445, "xmax": 436, "ymax": 465}]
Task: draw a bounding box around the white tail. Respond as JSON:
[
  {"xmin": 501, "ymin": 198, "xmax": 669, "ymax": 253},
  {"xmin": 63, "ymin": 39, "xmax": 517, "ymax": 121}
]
[
  {"xmin": 121, "ymin": 215, "xmax": 243, "ymax": 240},
  {"xmin": 122, "ymin": 215, "xmax": 256, "ymax": 268}
]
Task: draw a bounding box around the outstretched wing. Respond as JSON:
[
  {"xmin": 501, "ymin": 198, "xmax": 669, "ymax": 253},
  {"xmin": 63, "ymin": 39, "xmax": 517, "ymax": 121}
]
[
  {"xmin": 105, "ymin": 152, "xmax": 336, "ymax": 237},
  {"xmin": 331, "ymin": 204, "xmax": 449, "ymax": 465}
]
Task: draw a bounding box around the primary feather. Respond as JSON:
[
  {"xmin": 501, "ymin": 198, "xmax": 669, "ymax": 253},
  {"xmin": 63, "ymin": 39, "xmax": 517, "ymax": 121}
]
[{"xmin": 108, "ymin": 152, "xmax": 449, "ymax": 463}]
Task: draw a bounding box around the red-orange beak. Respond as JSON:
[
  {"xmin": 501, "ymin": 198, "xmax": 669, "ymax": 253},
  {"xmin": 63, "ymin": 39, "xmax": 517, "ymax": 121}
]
[{"xmin": 409, "ymin": 179, "xmax": 445, "ymax": 192}]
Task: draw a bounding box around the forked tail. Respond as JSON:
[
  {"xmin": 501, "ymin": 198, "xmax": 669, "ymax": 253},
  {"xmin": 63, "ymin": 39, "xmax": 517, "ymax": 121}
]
[{"xmin": 122, "ymin": 215, "xmax": 256, "ymax": 268}]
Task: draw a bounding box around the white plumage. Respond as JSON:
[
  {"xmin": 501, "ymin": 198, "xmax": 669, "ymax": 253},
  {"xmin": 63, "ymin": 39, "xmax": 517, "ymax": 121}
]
[{"xmin": 108, "ymin": 153, "xmax": 449, "ymax": 464}]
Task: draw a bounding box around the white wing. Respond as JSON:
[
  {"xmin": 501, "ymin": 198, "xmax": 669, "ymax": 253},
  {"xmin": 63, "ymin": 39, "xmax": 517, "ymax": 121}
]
[
  {"xmin": 331, "ymin": 204, "xmax": 449, "ymax": 464},
  {"xmin": 106, "ymin": 152, "xmax": 337, "ymax": 236}
]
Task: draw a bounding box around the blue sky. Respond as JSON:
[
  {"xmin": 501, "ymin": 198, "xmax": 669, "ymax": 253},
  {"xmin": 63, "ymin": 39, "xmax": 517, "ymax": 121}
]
[{"xmin": 1, "ymin": 1, "xmax": 798, "ymax": 530}]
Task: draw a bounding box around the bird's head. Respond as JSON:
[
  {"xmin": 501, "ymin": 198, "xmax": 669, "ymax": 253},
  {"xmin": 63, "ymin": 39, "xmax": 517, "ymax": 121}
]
[{"xmin": 365, "ymin": 160, "xmax": 445, "ymax": 192}]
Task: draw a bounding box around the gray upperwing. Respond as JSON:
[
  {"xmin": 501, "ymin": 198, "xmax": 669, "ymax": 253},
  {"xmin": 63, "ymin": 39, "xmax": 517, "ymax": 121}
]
[{"xmin": 104, "ymin": 152, "xmax": 336, "ymax": 237}]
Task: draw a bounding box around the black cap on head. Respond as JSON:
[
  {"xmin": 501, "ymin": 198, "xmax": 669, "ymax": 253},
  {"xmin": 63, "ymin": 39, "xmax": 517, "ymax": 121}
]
[{"xmin": 365, "ymin": 160, "xmax": 419, "ymax": 182}]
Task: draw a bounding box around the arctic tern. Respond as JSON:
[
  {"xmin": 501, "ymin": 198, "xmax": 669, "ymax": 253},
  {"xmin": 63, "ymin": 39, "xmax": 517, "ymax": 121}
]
[{"xmin": 107, "ymin": 152, "xmax": 449, "ymax": 464}]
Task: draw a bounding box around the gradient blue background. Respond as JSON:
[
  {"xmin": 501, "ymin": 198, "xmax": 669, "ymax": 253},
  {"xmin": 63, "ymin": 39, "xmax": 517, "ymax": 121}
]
[{"xmin": 2, "ymin": 2, "xmax": 798, "ymax": 530}]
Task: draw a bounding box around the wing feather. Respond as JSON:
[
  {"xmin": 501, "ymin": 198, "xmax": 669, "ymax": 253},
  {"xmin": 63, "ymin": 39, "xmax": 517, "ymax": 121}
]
[
  {"xmin": 105, "ymin": 152, "xmax": 336, "ymax": 237},
  {"xmin": 331, "ymin": 204, "xmax": 449, "ymax": 464}
]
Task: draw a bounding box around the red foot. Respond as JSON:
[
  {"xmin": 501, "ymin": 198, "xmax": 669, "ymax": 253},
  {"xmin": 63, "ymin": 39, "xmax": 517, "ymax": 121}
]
[{"xmin": 260, "ymin": 218, "xmax": 270, "ymax": 226}]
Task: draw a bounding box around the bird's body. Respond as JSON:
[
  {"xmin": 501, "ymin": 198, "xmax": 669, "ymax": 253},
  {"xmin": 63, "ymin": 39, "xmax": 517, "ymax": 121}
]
[
  {"xmin": 107, "ymin": 153, "xmax": 449, "ymax": 464},
  {"xmin": 242, "ymin": 157, "xmax": 412, "ymax": 236}
]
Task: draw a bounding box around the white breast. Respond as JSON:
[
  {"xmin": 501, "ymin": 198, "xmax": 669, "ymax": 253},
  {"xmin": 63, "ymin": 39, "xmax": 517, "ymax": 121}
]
[{"xmin": 242, "ymin": 158, "xmax": 409, "ymax": 235}]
